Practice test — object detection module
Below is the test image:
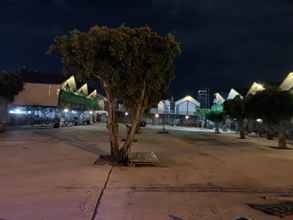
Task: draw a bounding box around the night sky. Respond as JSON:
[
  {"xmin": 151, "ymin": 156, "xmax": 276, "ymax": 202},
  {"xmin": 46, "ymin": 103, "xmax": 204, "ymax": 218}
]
[{"xmin": 1, "ymin": 0, "xmax": 293, "ymax": 96}]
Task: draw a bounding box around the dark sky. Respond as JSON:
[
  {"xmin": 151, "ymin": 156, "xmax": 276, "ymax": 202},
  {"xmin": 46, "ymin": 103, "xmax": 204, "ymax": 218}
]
[{"xmin": 1, "ymin": 0, "xmax": 293, "ymax": 96}]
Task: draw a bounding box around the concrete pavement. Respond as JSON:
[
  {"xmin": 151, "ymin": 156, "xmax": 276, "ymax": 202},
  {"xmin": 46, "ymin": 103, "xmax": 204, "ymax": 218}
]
[
  {"xmin": 1, "ymin": 125, "xmax": 293, "ymax": 219},
  {"xmin": 0, "ymin": 128, "xmax": 111, "ymax": 220}
]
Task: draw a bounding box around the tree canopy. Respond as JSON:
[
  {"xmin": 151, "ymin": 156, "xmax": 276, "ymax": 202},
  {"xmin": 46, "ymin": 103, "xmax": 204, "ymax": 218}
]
[
  {"xmin": 49, "ymin": 26, "xmax": 181, "ymax": 109},
  {"xmin": 224, "ymin": 96, "xmax": 247, "ymax": 138},
  {"xmin": 224, "ymin": 96, "xmax": 245, "ymax": 120},
  {"xmin": 0, "ymin": 71, "xmax": 23, "ymax": 102},
  {"xmin": 246, "ymin": 86, "xmax": 293, "ymax": 148},
  {"xmin": 206, "ymin": 111, "xmax": 225, "ymax": 123},
  {"xmin": 49, "ymin": 25, "xmax": 181, "ymax": 162},
  {"xmin": 245, "ymin": 87, "xmax": 293, "ymax": 124}
]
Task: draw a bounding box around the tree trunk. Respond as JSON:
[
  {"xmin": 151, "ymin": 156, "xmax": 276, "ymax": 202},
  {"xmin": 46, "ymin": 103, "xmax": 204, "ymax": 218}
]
[
  {"xmin": 120, "ymin": 83, "xmax": 146, "ymax": 161},
  {"xmin": 103, "ymin": 82, "xmax": 121, "ymax": 161},
  {"xmin": 102, "ymin": 80, "xmax": 147, "ymax": 163},
  {"xmin": 266, "ymin": 123, "xmax": 274, "ymax": 140},
  {"xmin": 278, "ymin": 122, "xmax": 287, "ymax": 149},
  {"xmin": 215, "ymin": 122, "xmax": 220, "ymax": 134},
  {"xmin": 120, "ymin": 105, "xmax": 145, "ymax": 161},
  {"xmin": 0, "ymin": 97, "xmax": 8, "ymax": 133},
  {"xmin": 239, "ymin": 119, "xmax": 246, "ymax": 139}
]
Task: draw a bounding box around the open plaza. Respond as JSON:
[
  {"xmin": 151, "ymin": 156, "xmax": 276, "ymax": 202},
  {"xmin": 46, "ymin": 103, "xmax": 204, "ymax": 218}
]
[
  {"xmin": 2, "ymin": 8, "xmax": 293, "ymax": 219},
  {"xmin": 1, "ymin": 124, "xmax": 293, "ymax": 220}
]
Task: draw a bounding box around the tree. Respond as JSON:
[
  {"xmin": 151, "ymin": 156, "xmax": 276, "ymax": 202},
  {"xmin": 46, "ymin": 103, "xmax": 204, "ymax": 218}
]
[
  {"xmin": 246, "ymin": 87, "xmax": 293, "ymax": 149},
  {"xmin": 224, "ymin": 96, "xmax": 246, "ymax": 139},
  {"xmin": 206, "ymin": 111, "xmax": 225, "ymax": 134},
  {"xmin": 0, "ymin": 71, "xmax": 24, "ymax": 132},
  {"xmin": 49, "ymin": 26, "xmax": 181, "ymax": 162}
]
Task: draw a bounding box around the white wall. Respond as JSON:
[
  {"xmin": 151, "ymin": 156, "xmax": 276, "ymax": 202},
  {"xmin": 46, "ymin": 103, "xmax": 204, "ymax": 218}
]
[
  {"xmin": 175, "ymin": 101, "xmax": 197, "ymax": 115},
  {"xmin": 158, "ymin": 100, "xmax": 171, "ymax": 113}
]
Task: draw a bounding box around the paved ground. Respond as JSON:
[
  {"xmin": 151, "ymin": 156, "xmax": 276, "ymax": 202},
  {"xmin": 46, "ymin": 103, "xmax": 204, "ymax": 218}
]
[{"xmin": 1, "ymin": 124, "xmax": 293, "ymax": 220}]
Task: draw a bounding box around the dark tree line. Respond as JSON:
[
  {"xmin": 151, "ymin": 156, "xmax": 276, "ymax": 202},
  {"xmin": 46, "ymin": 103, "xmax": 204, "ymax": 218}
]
[{"xmin": 223, "ymin": 87, "xmax": 293, "ymax": 149}]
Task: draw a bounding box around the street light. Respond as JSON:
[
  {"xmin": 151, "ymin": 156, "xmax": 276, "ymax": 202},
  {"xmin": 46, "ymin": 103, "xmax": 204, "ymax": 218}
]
[
  {"xmin": 125, "ymin": 112, "xmax": 129, "ymax": 117},
  {"xmin": 185, "ymin": 115, "xmax": 190, "ymax": 120},
  {"xmin": 63, "ymin": 108, "xmax": 69, "ymax": 113},
  {"xmin": 256, "ymin": 118, "xmax": 263, "ymax": 123},
  {"xmin": 155, "ymin": 113, "xmax": 160, "ymax": 118}
]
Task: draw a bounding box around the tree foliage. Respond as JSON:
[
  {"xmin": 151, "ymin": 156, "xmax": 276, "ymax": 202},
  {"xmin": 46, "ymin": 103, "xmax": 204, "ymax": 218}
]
[
  {"xmin": 246, "ymin": 87, "xmax": 293, "ymax": 148},
  {"xmin": 206, "ymin": 111, "xmax": 225, "ymax": 134},
  {"xmin": 49, "ymin": 25, "xmax": 181, "ymax": 161},
  {"xmin": 0, "ymin": 71, "xmax": 24, "ymax": 102},
  {"xmin": 224, "ymin": 96, "xmax": 247, "ymax": 138},
  {"xmin": 245, "ymin": 87, "xmax": 293, "ymax": 124},
  {"xmin": 49, "ymin": 26, "xmax": 181, "ymax": 108},
  {"xmin": 224, "ymin": 96, "xmax": 245, "ymax": 120},
  {"xmin": 206, "ymin": 111, "xmax": 225, "ymax": 123}
]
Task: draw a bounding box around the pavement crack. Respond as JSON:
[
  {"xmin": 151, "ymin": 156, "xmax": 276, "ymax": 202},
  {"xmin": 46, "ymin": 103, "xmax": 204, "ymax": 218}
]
[{"xmin": 90, "ymin": 166, "xmax": 113, "ymax": 220}]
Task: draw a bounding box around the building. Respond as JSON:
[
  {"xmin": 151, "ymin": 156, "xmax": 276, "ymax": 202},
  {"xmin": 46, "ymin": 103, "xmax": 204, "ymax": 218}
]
[
  {"xmin": 213, "ymin": 93, "xmax": 225, "ymax": 104},
  {"xmin": 227, "ymin": 88, "xmax": 243, "ymax": 100},
  {"xmin": 211, "ymin": 93, "xmax": 225, "ymax": 113},
  {"xmin": 175, "ymin": 96, "xmax": 200, "ymax": 115},
  {"xmin": 13, "ymin": 82, "xmax": 60, "ymax": 107},
  {"xmin": 8, "ymin": 75, "xmax": 106, "ymax": 126},
  {"xmin": 280, "ymin": 72, "xmax": 293, "ymax": 91},
  {"xmin": 197, "ymin": 89, "xmax": 210, "ymax": 109},
  {"xmin": 247, "ymin": 82, "xmax": 265, "ymax": 96},
  {"xmin": 157, "ymin": 100, "xmax": 171, "ymax": 114}
]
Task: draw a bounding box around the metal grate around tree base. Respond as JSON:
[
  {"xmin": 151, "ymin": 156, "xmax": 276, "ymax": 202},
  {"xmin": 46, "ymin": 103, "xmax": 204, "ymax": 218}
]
[
  {"xmin": 248, "ymin": 202, "xmax": 293, "ymax": 217},
  {"xmin": 128, "ymin": 152, "xmax": 160, "ymax": 166}
]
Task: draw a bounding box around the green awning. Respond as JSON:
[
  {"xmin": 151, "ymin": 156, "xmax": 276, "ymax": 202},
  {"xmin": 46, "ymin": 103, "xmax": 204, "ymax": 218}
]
[{"xmin": 59, "ymin": 90, "xmax": 100, "ymax": 110}]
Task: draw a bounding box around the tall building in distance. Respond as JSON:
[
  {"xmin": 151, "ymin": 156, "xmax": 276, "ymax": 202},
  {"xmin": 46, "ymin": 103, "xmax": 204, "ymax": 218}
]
[{"xmin": 197, "ymin": 89, "xmax": 210, "ymax": 109}]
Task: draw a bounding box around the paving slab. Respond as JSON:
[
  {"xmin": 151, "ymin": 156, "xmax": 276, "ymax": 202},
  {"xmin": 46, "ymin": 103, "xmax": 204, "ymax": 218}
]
[
  {"xmin": 2, "ymin": 125, "xmax": 293, "ymax": 220},
  {"xmin": 0, "ymin": 129, "xmax": 111, "ymax": 220}
]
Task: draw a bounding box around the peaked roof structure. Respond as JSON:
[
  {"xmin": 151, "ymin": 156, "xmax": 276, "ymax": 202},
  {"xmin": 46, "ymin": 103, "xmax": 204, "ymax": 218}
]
[
  {"xmin": 213, "ymin": 93, "xmax": 225, "ymax": 104},
  {"xmin": 175, "ymin": 96, "xmax": 200, "ymax": 107},
  {"xmin": 158, "ymin": 100, "xmax": 171, "ymax": 113},
  {"xmin": 158, "ymin": 99, "xmax": 171, "ymax": 106},
  {"xmin": 77, "ymin": 83, "xmax": 88, "ymax": 96},
  {"xmin": 247, "ymin": 82, "xmax": 265, "ymax": 96},
  {"xmin": 61, "ymin": 75, "xmax": 77, "ymax": 92},
  {"xmin": 280, "ymin": 72, "xmax": 293, "ymax": 91},
  {"xmin": 227, "ymin": 88, "xmax": 243, "ymax": 100},
  {"xmin": 88, "ymin": 90, "xmax": 97, "ymax": 98}
]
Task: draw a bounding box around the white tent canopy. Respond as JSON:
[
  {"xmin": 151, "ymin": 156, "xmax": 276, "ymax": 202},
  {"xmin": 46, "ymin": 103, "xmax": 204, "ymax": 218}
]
[
  {"xmin": 213, "ymin": 93, "xmax": 225, "ymax": 104},
  {"xmin": 280, "ymin": 72, "xmax": 293, "ymax": 91},
  {"xmin": 175, "ymin": 96, "xmax": 200, "ymax": 115},
  {"xmin": 227, "ymin": 88, "xmax": 243, "ymax": 100},
  {"xmin": 247, "ymin": 82, "xmax": 265, "ymax": 96}
]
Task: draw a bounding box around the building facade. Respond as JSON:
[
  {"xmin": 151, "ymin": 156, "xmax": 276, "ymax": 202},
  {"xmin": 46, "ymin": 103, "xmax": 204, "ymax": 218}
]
[
  {"xmin": 175, "ymin": 96, "xmax": 200, "ymax": 115},
  {"xmin": 197, "ymin": 89, "xmax": 210, "ymax": 109},
  {"xmin": 8, "ymin": 76, "xmax": 106, "ymax": 126}
]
